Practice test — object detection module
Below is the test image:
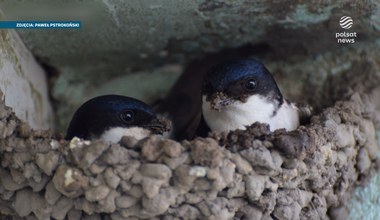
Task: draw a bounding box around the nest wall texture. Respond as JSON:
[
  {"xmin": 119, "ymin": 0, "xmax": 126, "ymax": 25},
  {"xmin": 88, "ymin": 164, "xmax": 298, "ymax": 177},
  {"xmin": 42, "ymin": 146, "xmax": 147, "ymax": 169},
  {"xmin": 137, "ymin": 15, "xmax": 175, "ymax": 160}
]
[{"xmin": 0, "ymin": 87, "xmax": 379, "ymax": 220}]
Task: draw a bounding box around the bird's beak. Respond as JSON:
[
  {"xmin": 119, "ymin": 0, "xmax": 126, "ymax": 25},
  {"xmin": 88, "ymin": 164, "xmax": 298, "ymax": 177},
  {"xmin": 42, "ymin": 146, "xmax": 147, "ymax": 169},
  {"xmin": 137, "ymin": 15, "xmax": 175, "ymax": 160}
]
[
  {"xmin": 207, "ymin": 92, "xmax": 233, "ymax": 111},
  {"xmin": 143, "ymin": 117, "xmax": 172, "ymax": 135}
]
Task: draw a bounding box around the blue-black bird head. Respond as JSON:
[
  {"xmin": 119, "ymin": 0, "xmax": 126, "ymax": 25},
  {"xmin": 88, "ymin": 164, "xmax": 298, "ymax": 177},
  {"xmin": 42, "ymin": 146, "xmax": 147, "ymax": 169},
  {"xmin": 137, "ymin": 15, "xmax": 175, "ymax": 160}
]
[
  {"xmin": 65, "ymin": 95, "xmax": 170, "ymax": 141},
  {"xmin": 202, "ymin": 59, "xmax": 283, "ymax": 110}
]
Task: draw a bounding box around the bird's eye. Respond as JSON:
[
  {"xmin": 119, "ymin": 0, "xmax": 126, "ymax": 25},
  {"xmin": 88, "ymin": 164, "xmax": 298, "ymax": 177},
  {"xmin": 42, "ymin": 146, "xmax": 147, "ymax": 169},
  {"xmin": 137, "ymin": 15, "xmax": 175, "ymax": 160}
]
[
  {"xmin": 120, "ymin": 110, "xmax": 134, "ymax": 123},
  {"xmin": 243, "ymin": 79, "xmax": 257, "ymax": 91}
]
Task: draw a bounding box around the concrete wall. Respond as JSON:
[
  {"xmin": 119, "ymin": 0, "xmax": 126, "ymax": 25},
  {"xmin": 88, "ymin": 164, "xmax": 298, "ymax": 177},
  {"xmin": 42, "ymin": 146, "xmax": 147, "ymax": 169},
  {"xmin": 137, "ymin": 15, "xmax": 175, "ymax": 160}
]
[{"xmin": 0, "ymin": 11, "xmax": 53, "ymax": 129}]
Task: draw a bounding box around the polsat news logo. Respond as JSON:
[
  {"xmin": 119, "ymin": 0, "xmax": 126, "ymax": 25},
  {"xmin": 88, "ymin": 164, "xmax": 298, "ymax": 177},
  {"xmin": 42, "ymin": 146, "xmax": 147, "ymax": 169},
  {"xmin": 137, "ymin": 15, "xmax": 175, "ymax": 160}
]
[
  {"xmin": 336, "ymin": 16, "xmax": 357, "ymax": 44},
  {"xmin": 339, "ymin": 16, "xmax": 353, "ymax": 29}
]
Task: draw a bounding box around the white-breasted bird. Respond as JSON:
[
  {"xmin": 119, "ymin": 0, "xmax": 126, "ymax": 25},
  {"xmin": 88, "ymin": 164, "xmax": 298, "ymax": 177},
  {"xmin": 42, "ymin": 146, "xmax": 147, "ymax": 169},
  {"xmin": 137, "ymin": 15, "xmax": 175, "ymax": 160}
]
[
  {"xmin": 201, "ymin": 59, "xmax": 310, "ymax": 133},
  {"xmin": 66, "ymin": 95, "xmax": 171, "ymax": 143}
]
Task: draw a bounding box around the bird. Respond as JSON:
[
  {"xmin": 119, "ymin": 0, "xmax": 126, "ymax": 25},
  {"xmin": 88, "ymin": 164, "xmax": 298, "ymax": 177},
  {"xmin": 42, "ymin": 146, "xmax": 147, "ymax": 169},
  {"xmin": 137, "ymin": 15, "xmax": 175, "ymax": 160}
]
[
  {"xmin": 201, "ymin": 58, "xmax": 310, "ymax": 133},
  {"xmin": 65, "ymin": 95, "xmax": 171, "ymax": 143},
  {"xmin": 156, "ymin": 44, "xmax": 261, "ymax": 140}
]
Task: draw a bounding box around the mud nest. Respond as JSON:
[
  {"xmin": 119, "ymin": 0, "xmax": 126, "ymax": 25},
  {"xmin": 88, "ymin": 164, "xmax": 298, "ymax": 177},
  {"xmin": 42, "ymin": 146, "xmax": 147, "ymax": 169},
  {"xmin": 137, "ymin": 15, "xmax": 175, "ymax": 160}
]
[{"xmin": 0, "ymin": 89, "xmax": 378, "ymax": 220}]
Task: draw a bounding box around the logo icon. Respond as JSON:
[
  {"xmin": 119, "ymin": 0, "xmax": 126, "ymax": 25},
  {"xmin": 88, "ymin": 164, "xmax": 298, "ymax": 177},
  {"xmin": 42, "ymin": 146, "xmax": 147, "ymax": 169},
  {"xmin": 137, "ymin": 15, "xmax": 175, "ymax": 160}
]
[{"xmin": 339, "ymin": 16, "xmax": 353, "ymax": 29}]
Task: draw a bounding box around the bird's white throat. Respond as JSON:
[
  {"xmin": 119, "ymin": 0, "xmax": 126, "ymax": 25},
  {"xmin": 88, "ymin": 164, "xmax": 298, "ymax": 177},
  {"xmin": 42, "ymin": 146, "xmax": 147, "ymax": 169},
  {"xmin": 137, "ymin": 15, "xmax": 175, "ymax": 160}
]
[
  {"xmin": 202, "ymin": 95, "xmax": 299, "ymax": 132},
  {"xmin": 100, "ymin": 127, "xmax": 152, "ymax": 143}
]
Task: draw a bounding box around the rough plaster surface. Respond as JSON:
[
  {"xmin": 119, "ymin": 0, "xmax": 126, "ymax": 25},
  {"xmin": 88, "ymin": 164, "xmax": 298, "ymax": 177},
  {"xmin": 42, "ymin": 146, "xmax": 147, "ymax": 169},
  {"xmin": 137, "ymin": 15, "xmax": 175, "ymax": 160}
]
[
  {"xmin": 1, "ymin": 0, "xmax": 378, "ymax": 68},
  {"xmin": 0, "ymin": 24, "xmax": 53, "ymax": 129},
  {"xmin": 347, "ymin": 173, "xmax": 380, "ymax": 220}
]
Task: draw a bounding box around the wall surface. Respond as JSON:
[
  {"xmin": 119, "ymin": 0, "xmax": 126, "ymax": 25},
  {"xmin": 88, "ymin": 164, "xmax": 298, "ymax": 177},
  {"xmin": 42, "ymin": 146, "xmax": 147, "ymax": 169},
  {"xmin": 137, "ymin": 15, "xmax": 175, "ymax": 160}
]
[{"xmin": 0, "ymin": 11, "xmax": 53, "ymax": 129}]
